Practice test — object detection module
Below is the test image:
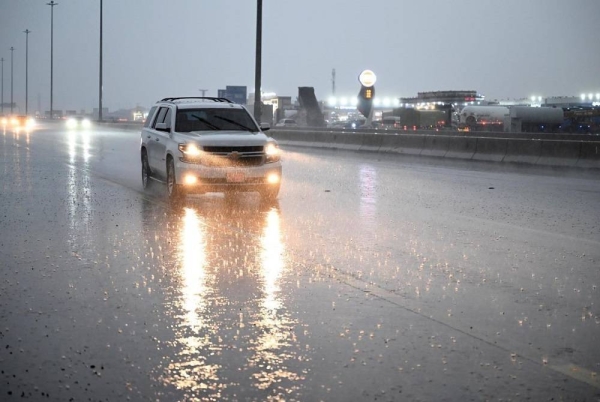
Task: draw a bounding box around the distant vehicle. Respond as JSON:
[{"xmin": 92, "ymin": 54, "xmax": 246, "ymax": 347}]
[
  {"xmin": 460, "ymin": 105, "xmax": 565, "ymax": 133},
  {"xmin": 66, "ymin": 116, "xmax": 92, "ymax": 129},
  {"xmin": 275, "ymin": 118, "xmax": 298, "ymax": 127},
  {"xmin": 343, "ymin": 119, "xmax": 366, "ymax": 129},
  {"xmin": 380, "ymin": 116, "xmax": 402, "ymax": 129},
  {"xmin": 2, "ymin": 115, "xmax": 36, "ymax": 129},
  {"xmin": 460, "ymin": 106, "xmax": 509, "ymax": 130},
  {"xmin": 140, "ymin": 97, "xmax": 282, "ymax": 201}
]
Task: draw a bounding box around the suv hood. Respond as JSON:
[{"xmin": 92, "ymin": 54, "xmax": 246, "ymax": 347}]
[{"xmin": 173, "ymin": 131, "xmax": 272, "ymax": 146}]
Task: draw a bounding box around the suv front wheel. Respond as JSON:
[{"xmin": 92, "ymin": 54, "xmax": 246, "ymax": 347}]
[
  {"xmin": 141, "ymin": 150, "xmax": 151, "ymax": 189},
  {"xmin": 167, "ymin": 157, "xmax": 186, "ymax": 200}
]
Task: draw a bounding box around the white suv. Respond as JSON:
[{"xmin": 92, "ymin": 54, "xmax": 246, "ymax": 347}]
[{"xmin": 140, "ymin": 97, "xmax": 282, "ymax": 200}]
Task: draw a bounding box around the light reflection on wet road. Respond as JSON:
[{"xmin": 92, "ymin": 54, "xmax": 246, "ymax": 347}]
[{"xmin": 1, "ymin": 123, "xmax": 599, "ymax": 400}]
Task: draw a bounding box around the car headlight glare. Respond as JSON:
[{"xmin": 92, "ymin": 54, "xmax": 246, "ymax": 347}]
[{"xmin": 265, "ymin": 142, "xmax": 281, "ymax": 163}]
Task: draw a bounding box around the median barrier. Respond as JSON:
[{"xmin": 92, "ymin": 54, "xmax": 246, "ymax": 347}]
[
  {"xmin": 360, "ymin": 134, "xmax": 383, "ymax": 152},
  {"xmin": 445, "ymin": 136, "xmax": 477, "ymax": 160},
  {"xmin": 334, "ymin": 132, "xmax": 365, "ymax": 150},
  {"xmin": 271, "ymin": 129, "xmax": 598, "ymax": 169},
  {"xmin": 502, "ymin": 139, "xmax": 542, "ymax": 164},
  {"xmin": 379, "ymin": 134, "xmax": 425, "ymax": 155},
  {"xmin": 472, "ymin": 137, "xmax": 508, "ymax": 162},
  {"xmin": 312, "ymin": 131, "xmax": 338, "ymax": 149},
  {"xmin": 420, "ymin": 135, "xmax": 449, "ymax": 157},
  {"xmin": 271, "ymin": 130, "xmax": 317, "ymax": 148},
  {"xmin": 576, "ymin": 142, "xmax": 600, "ymax": 169},
  {"xmin": 537, "ymin": 140, "xmax": 581, "ymax": 167}
]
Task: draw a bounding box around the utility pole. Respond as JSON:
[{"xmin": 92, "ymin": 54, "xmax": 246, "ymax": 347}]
[
  {"xmin": 253, "ymin": 0, "xmax": 262, "ymax": 123},
  {"xmin": 98, "ymin": 0, "xmax": 103, "ymax": 122},
  {"xmin": 332, "ymin": 68, "xmax": 336, "ymax": 96},
  {"xmin": 24, "ymin": 29, "xmax": 31, "ymax": 115},
  {"xmin": 1, "ymin": 57, "xmax": 4, "ymax": 116},
  {"xmin": 199, "ymin": 89, "xmax": 208, "ymax": 97},
  {"xmin": 10, "ymin": 47, "xmax": 14, "ymax": 114},
  {"xmin": 47, "ymin": 1, "xmax": 58, "ymax": 119}
]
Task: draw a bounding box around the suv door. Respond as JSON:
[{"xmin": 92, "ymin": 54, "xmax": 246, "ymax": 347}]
[{"xmin": 148, "ymin": 106, "xmax": 172, "ymax": 178}]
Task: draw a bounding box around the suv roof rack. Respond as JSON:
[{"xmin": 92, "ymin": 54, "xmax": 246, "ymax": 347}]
[{"xmin": 160, "ymin": 97, "xmax": 233, "ymax": 104}]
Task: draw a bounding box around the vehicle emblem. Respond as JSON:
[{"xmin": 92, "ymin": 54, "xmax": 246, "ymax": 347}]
[{"xmin": 229, "ymin": 151, "xmax": 240, "ymax": 160}]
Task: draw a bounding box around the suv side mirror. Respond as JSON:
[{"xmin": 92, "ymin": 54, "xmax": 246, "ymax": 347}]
[
  {"xmin": 155, "ymin": 122, "xmax": 170, "ymax": 133},
  {"xmin": 260, "ymin": 122, "xmax": 271, "ymax": 131}
]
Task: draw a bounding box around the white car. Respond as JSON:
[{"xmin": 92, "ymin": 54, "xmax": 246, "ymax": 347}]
[
  {"xmin": 140, "ymin": 97, "xmax": 282, "ymax": 201},
  {"xmin": 275, "ymin": 118, "xmax": 298, "ymax": 127},
  {"xmin": 66, "ymin": 116, "xmax": 92, "ymax": 129}
]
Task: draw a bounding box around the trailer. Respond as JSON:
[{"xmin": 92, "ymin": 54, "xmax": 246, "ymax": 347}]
[
  {"xmin": 509, "ymin": 106, "xmax": 564, "ymax": 132},
  {"xmin": 459, "ymin": 106, "xmax": 510, "ymax": 131}
]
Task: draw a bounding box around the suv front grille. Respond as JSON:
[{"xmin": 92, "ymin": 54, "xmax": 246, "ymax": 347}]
[
  {"xmin": 203, "ymin": 146, "xmax": 264, "ymax": 153},
  {"xmin": 199, "ymin": 146, "xmax": 265, "ymax": 167}
]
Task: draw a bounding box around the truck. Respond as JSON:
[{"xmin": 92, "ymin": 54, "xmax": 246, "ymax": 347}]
[{"xmin": 459, "ymin": 106, "xmax": 510, "ymax": 131}]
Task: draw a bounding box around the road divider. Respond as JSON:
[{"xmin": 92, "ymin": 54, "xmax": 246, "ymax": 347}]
[
  {"xmin": 271, "ymin": 129, "xmax": 599, "ymax": 169},
  {"xmin": 97, "ymin": 123, "xmax": 598, "ymax": 169},
  {"xmin": 445, "ymin": 136, "xmax": 477, "ymax": 160},
  {"xmin": 472, "ymin": 137, "xmax": 508, "ymax": 162}
]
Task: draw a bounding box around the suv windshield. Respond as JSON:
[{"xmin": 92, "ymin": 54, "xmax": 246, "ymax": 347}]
[{"xmin": 175, "ymin": 108, "xmax": 258, "ymax": 133}]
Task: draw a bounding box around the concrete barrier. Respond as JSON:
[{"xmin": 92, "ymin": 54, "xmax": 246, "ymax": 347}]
[
  {"xmin": 420, "ymin": 135, "xmax": 449, "ymax": 157},
  {"xmin": 334, "ymin": 132, "xmax": 364, "ymax": 150},
  {"xmin": 360, "ymin": 134, "xmax": 383, "ymax": 152},
  {"xmin": 472, "ymin": 137, "xmax": 508, "ymax": 162},
  {"xmin": 311, "ymin": 131, "xmax": 338, "ymax": 149},
  {"xmin": 537, "ymin": 140, "xmax": 581, "ymax": 167},
  {"xmin": 576, "ymin": 142, "xmax": 600, "ymax": 169},
  {"xmin": 502, "ymin": 139, "xmax": 542, "ymax": 164},
  {"xmin": 445, "ymin": 136, "xmax": 477, "ymax": 160},
  {"xmin": 271, "ymin": 129, "xmax": 598, "ymax": 169},
  {"xmin": 386, "ymin": 134, "xmax": 426, "ymax": 155},
  {"xmin": 271, "ymin": 130, "xmax": 318, "ymax": 148}
]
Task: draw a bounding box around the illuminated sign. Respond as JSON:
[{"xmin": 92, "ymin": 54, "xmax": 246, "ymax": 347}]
[{"xmin": 358, "ymin": 70, "xmax": 377, "ymax": 87}]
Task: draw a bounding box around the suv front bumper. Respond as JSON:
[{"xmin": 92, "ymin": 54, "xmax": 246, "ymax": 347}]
[{"xmin": 175, "ymin": 160, "xmax": 282, "ymax": 194}]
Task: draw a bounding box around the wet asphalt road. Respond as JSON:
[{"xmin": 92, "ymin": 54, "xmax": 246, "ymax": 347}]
[{"xmin": 1, "ymin": 122, "xmax": 600, "ymax": 401}]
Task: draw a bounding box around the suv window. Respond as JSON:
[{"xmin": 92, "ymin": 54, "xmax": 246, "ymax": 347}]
[
  {"xmin": 144, "ymin": 106, "xmax": 157, "ymax": 128},
  {"xmin": 164, "ymin": 109, "xmax": 172, "ymax": 130},
  {"xmin": 152, "ymin": 107, "xmax": 169, "ymax": 128},
  {"xmin": 175, "ymin": 108, "xmax": 258, "ymax": 133}
]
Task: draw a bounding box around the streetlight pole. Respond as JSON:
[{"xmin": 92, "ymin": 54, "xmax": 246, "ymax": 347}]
[
  {"xmin": 98, "ymin": 0, "xmax": 103, "ymax": 122},
  {"xmin": 253, "ymin": 0, "xmax": 262, "ymax": 123},
  {"xmin": 10, "ymin": 47, "xmax": 14, "ymax": 115},
  {"xmin": 47, "ymin": 1, "xmax": 58, "ymax": 119},
  {"xmin": 24, "ymin": 29, "xmax": 31, "ymax": 115},
  {"xmin": 1, "ymin": 57, "xmax": 4, "ymax": 116}
]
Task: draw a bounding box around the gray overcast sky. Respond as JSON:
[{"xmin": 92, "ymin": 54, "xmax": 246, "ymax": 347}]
[{"xmin": 1, "ymin": 0, "xmax": 599, "ymax": 113}]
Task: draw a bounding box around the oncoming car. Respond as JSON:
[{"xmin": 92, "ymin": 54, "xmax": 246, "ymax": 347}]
[
  {"xmin": 66, "ymin": 116, "xmax": 92, "ymax": 129},
  {"xmin": 2, "ymin": 115, "xmax": 36, "ymax": 130},
  {"xmin": 140, "ymin": 97, "xmax": 282, "ymax": 201}
]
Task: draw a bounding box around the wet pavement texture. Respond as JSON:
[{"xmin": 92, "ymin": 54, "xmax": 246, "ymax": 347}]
[{"xmin": 1, "ymin": 122, "xmax": 599, "ymax": 401}]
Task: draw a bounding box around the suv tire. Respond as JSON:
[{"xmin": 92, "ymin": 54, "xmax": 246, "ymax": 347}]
[
  {"xmin": 141, "ymin": 150, "xmax": 151, "ymax": 189},
  {"xmin": 167, "ymin": 157, "xmax": 185, "ymax": 200}
]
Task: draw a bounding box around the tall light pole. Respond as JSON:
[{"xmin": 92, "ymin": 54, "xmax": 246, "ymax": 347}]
[
  {"xmin": 10, "ymin": 47, "xmax": 14, "ymax": 114},
  {"xmin": 1, "ymin": 57, "xmax": 4, "ymax": 116},
  {"xmin": 253, "ymin": 0, "xmax": 262, "ymax": 123},
  {"xmin": 47, "ymin": 1, "xmax": 58, "ymax": 119},
  {"xmin": 98, "ymin": 0, "xmax": 103, "ymax": 122},
  {"xmin": 24, "ymin": 29, "xmax": 31, "ymax": 115}
]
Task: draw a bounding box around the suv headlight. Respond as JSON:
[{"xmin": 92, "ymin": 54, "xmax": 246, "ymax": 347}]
[
  {"xmin": 178, "ymin": 143, "xmax": 203, "ymax": 162},
  {"xmin": 265, "ymin": 142, "xmax": 281, "ymax": 163}
]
